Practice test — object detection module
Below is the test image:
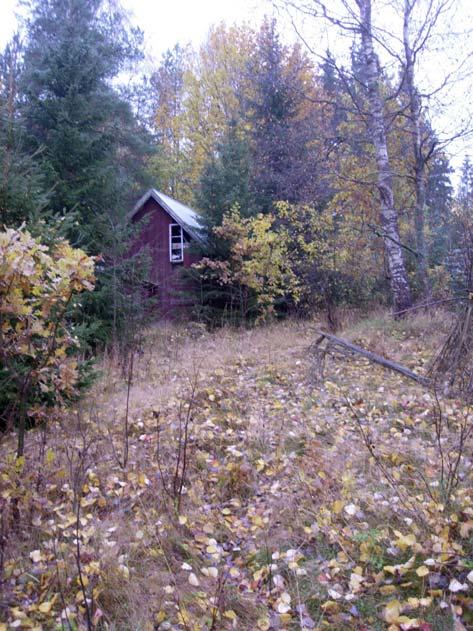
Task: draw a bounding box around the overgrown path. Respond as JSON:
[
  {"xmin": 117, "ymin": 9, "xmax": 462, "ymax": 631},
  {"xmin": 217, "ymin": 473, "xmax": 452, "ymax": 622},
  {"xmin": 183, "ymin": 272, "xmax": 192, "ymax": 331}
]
[{"xmin": 2, "ymin": 315, "xmax": 472, "ymax": 630}]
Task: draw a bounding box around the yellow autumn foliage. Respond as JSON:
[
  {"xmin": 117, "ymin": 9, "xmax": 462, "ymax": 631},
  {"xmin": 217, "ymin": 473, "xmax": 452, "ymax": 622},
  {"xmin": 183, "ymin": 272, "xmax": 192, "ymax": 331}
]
[{"xmin": 0, "ymin": 227, "xmax": 95, "ymax": 450}]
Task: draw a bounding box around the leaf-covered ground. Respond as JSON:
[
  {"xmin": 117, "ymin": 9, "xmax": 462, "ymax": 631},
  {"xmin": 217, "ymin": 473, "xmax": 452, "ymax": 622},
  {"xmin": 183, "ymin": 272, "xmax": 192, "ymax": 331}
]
[{"xmin": 1, "ymin": 312, "xmax": 473, "ymax": 630}]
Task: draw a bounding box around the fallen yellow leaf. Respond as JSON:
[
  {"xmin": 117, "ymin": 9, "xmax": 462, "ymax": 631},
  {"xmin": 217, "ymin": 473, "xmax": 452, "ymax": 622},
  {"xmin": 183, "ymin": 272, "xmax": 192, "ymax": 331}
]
[
  {"xmin": 223, "ymin": 610, "xmax": 237, "ymax": 620},
  {"xmin": 384, "ymin": 599, "xmax": 401, "ymax": 623}
]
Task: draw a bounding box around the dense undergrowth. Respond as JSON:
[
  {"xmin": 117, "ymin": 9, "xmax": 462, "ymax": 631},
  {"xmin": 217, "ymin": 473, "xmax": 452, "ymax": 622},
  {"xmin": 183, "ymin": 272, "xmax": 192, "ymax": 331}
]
[{"xmin": 1, "ymin": 310, "xmax": 472, "ymax": 630}]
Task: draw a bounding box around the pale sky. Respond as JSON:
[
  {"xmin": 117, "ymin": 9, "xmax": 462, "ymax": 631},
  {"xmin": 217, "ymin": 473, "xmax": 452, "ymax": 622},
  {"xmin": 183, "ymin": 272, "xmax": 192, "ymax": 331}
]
[
  {"xmin": 1, "ymin": 0, "xmax": 18, "ymax": 45},
  {"xmin": 0, "ymin": 0, "xmax": 272, "ymax": 56},
  {"xmin": 133, "ymin": 0, "xmax": 270, "ymax": 57}
]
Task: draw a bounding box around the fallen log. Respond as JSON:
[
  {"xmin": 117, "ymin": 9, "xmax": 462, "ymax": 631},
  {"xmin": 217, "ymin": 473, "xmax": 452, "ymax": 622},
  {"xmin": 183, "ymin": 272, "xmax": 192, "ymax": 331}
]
[{"xmin": 313, "ymin": 330, "xmax": 430, "ymax": 386}]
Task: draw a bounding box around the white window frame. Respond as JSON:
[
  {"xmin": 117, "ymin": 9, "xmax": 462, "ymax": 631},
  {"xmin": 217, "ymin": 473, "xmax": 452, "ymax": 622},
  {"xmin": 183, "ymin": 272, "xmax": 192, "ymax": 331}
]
[{"xmin": 169, "ymin": 223, "xmax": 184, "ymax": 263}]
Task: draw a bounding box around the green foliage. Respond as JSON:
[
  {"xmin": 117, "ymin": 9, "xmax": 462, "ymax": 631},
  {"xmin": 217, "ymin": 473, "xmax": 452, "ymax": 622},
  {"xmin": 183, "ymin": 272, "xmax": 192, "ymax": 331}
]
[
  {"xmin": 426, "ymin": 153, "xmax": 454, "ymax": 267},
  {"xmin": 21, "ymin": 0, "xmax": 149, "ymax": 245},
  {"xmin": 275, "ymin": 201, "xmax": 384, "ymax": 317},
  {"xmin": 15, "ymin": 0, "xmax": 155, "ymax": 346},
  {"xmin": 193, "ymin": 196, "xmax": 387, "ymax": 328},
  {"xmin": 0, "ymin": 36, "xmax": 50, "ymax": 228},
  {"xmin": 74, "ymin": 232, "xmax": 155, "ymax": 353},
  {"xmin": 197, "ymin": 122, "xmax": 256, "ymax": 230},
  {"xmin": 457, "ymin": 156, "xmax": 473, "ymax": 213},
  {"xmin": 248, "ymin": 18, "xmax": 318, "ymax": 211},
  {"xmin": 275, "ymin": 202, "xmax": 351, "ymax": 312}
]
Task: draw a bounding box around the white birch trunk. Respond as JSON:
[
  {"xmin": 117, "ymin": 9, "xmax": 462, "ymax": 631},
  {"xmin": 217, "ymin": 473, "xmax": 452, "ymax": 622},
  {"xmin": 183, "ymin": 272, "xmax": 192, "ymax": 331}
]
[{"xmin": 357, "ymin": 0, "xmax": 412, "ymax": 313}]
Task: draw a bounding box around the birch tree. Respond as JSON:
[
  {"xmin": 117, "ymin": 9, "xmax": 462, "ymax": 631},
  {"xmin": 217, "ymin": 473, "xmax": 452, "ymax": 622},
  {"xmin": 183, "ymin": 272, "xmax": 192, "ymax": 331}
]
[
  {"xmin": 279, "ymin": 0, "xmax": 413, "ymax": 311},
  {"xmin": 398, "ymin": 0, "xmax": 469, "ymax": 295},
  {"xmin": 356, "ymin": 0, "xmax": 412, "ymax": 312}
]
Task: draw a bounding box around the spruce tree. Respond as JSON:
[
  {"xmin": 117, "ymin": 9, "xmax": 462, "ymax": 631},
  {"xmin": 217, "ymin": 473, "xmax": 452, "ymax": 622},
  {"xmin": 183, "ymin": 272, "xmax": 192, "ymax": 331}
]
[
  {"xmin": 321, "ymin": 49, "xmax": 346, "ymax": 135},
  {"xmin": 457, "ymin": 156, "xmax": 473, "ymax": 213},
  {"xmin": 19, "ymin": 0, "xmax": 154, "ymax": 347},
  {"xmin": 247, "ymin": 18, "xmax": 315, "ymax": 211},
  {"xmin": 197, "ymin": 122, "xmax": 255, "ymax": 232},
  {"xmin": 0, "ymin": 36, "xmax": 49, "ymax": 228},
  {"xmin": 20, "ymin": 0, "xmax": 150, "ymax": 253},
  {"xmin": 426, "ymin": 153, "xmax": 453, "ymax": 265}
]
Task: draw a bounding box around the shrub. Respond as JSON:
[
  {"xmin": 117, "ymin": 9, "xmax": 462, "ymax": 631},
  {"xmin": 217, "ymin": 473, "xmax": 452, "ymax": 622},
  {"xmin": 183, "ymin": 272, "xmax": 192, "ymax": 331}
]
[
  {"xmin": 192, "ymin": 207, "xmax": 299, "ymax": 326},
  {"xmin": 0, "ymin": 227, "xmax": 95, "ymax": 455}
]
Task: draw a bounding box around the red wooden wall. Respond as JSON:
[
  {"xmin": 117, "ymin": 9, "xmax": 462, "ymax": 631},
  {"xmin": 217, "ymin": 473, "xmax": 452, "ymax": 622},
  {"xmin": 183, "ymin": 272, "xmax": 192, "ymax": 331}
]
[{"xmin": 129, "ymin": 197, "xmax": 200, "ymax": 318}]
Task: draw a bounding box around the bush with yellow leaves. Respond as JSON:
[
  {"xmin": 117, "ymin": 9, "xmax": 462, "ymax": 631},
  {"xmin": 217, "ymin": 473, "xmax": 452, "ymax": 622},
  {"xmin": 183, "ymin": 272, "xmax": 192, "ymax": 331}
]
[
  {"xmin": 193, "ymin": 207, "xmax": 299, "ymax": 324},
  {"xmin": 0, "ymin": 227, "xmax": 95, "ymax": 455}
]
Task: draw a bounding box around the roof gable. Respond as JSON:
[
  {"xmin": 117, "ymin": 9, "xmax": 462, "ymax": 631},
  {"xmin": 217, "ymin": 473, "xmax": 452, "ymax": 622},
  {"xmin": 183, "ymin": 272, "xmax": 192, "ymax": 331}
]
[{"xmin": 130, "ymin": 189, "xmax": 203, "ymax": 242}]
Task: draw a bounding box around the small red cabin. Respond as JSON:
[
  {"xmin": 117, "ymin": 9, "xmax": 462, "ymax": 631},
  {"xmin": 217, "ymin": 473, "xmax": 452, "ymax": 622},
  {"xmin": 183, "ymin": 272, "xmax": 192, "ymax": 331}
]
[{"xmin": 128, "ymin": 189, "xmax": 203, "ymax": 317}]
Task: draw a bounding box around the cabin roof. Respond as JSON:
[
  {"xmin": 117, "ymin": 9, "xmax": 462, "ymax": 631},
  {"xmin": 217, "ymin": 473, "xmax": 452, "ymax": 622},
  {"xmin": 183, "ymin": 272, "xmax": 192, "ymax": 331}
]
[{"xmin": 130, "ymin": 188, "xmax": 203, "ymax": 242}]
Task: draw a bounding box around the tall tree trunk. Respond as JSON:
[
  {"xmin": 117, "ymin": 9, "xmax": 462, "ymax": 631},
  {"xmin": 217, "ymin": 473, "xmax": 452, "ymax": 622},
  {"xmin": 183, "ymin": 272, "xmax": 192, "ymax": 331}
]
[
  {"xmin": 403, "ymin": 0, "xmax": 429, "ymax": 297},
  {"xmin": 357, "ymin": 0, "xmax": 412, "ymax": 313}
]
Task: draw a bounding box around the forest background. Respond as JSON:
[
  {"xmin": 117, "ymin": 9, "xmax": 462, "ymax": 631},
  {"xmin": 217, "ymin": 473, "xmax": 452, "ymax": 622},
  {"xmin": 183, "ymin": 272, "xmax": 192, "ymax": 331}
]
[{"xmin": 2, "ymin": 0, "xmax": 473, "ymax": 435}]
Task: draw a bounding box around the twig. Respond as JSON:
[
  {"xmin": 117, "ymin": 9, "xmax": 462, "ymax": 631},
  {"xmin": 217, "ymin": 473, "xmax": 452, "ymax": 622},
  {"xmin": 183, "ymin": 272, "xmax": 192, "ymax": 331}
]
[
  {"xmin": 123, "ymin": 351, "xmax": 134, "ymax": 469},
  {"xmin": 75, "ymin": 497, "xmax": 93, "ymax": 630},
  {"xmin": 392, "ymin": 296, "xmax": 465, "ymax": 317}
]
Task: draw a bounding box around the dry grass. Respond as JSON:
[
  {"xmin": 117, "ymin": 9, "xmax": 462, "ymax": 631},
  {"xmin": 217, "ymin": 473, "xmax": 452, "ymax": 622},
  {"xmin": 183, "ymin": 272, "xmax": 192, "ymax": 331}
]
[
  {"xmin": 345, "ymin": 306, "xmax": 454, "ymax": 362},
  {"xmin": 1, "ymin": 308, "xmax": 472, "ymax": 630},
  {"xmin": 96, "ymin": 318, "xmax": 314, "ymax": 419}
]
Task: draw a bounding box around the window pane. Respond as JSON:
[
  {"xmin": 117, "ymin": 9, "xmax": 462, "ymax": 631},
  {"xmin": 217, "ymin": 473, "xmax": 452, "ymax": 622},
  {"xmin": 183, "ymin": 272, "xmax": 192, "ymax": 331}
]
[{"xmin": 169, "ymin": 223, "xmax": 184, "ymax": 262}]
